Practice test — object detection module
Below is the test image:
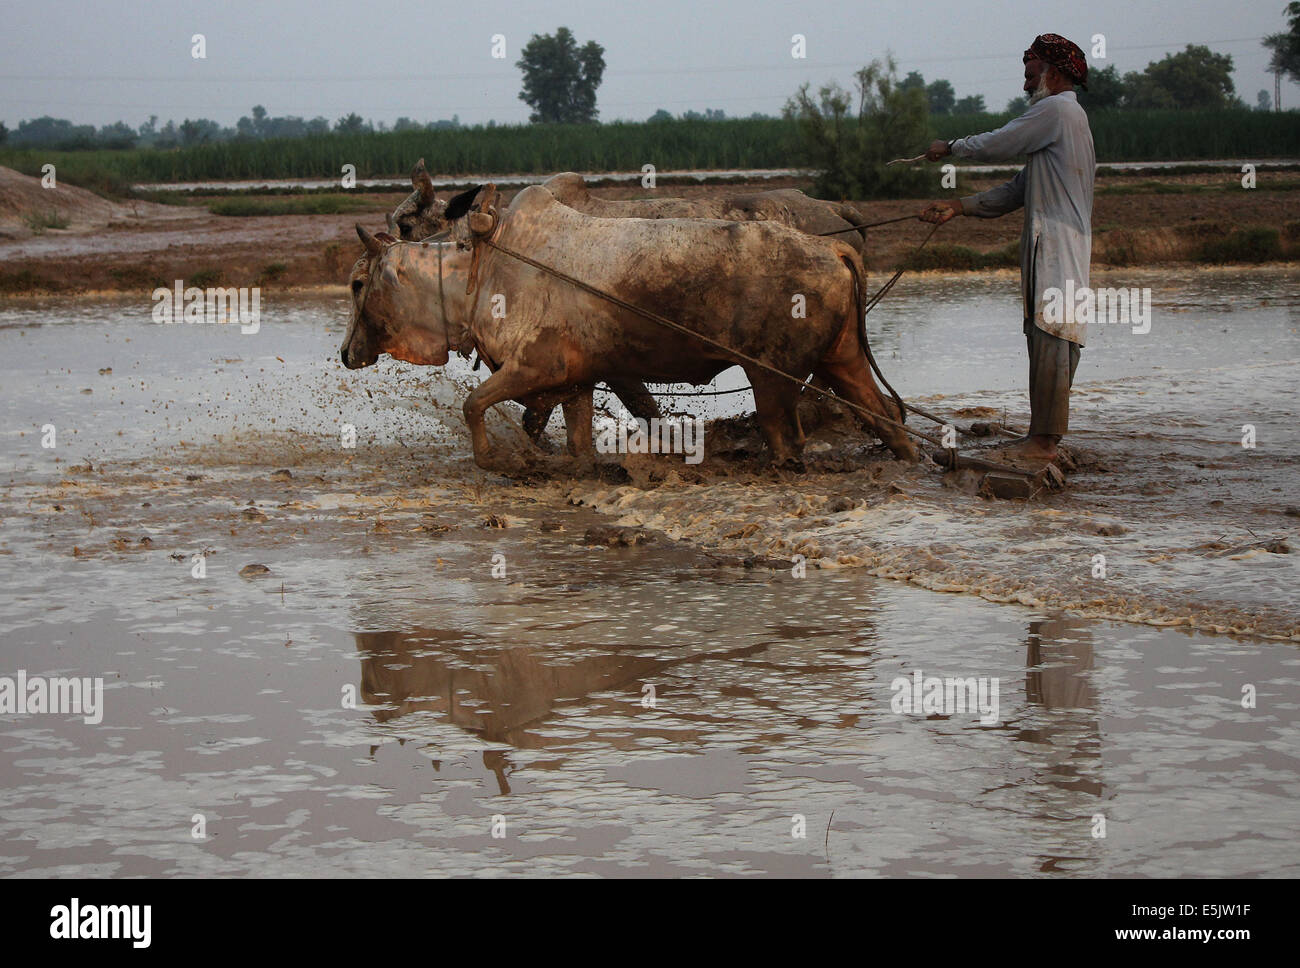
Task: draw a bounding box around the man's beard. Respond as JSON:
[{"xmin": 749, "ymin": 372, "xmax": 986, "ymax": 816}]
[{"xmin": 1028, "ymin": 77, "xmax": 1052, "ymax": 103}]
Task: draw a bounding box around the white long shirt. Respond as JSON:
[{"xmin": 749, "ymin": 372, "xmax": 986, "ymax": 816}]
[{"xmin": 951, "ymin": 90, "xmax": 1095, "ymax": 345}]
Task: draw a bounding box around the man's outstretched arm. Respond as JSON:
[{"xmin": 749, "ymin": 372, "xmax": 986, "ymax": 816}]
[
  {"xmin": 921, "ymin": 167, "xmax": 1026, "ymax": 224},
  {"xmin": 925, "ymin": 98, "xmax": 1062, "ymax": 164}
]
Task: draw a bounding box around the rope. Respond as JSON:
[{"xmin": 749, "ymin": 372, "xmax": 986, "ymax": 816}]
[{"xmin": 816, "ymin": 213, "xmax": 923, "ymax": 237}]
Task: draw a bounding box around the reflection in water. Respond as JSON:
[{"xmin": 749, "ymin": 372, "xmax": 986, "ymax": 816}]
[
  {"xmin": 356, "ymin": 629, "xmax": 667, "ymax": 742},
  {"xmin": 354, "ymin": 627, "xmax": 766, "ymax": 747},
  {"xmin": 1024, "ymin": 618, "xmax": 1103, "ymax": 798},
  {"xmin": 1020, "ymin": 618, "xmax": 1103, "ymax": 873}
]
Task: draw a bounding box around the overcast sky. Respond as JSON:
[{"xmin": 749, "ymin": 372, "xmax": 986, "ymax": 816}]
[{"xmin": 2, "ymin": 0, "xmax": 1296, "ymax": 129}]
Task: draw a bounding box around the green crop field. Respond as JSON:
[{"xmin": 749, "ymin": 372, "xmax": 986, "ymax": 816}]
[{"xmin": 2, "ymin": 111, "xmax": 1296, "ymax": 194}]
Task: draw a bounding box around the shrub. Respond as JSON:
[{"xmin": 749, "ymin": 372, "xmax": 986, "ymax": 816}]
[
  {"xmin": 1196, "ymin": 227, "xmax": 1283, "ymax": 263},
  {"xmin": 23, "ymin": 210, "xmax": 70, "ymax": 232},
  {"xmin": 784, "ymin": 58, "xmax": 933, "ymax": 200}
]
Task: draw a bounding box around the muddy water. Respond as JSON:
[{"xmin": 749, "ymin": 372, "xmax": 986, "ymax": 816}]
[{"xmin": 0, "ymin": 267, "xmax": 1297, "ymax": 876}]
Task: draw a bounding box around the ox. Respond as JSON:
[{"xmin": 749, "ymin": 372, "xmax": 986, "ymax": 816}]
[
  {"xmin": 390, "ymin": 162, "xmax": 871, "ymax": 439},
  {"xmin": 390, "ymin": 159, "xmax": 871, "ymax": 254},
  {"xmin": 342, "ymin": 185, "xmax": 916, "ymax": 474}
]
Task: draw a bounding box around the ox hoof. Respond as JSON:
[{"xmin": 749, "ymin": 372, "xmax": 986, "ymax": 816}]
[{"xmin": 477, "ymin": 452, "xmax": 533, "ymax": 479}]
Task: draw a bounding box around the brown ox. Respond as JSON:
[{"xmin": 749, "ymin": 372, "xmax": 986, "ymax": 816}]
[
  {"xmin": 390, "ymin": 162, "xmax": 869, "ymax": 438},
  {"xmin": 390, "ymin": 159, "xmax": 871, "ymax": 255},
  {"xmin": 391, "ymin": 167, "xmax": 661, "ymax": 439},
  {"xmin": 342, "ymin": 185, "xmax": 916, "ymax": 473}
]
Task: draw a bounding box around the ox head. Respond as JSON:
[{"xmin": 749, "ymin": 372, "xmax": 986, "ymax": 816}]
[
  {"xmin": 389, "ymin": 158, "xmax": 483, "ymax": 241},
  {"xmin": 340, "ymin": 222, "xmax": 477, "ymax": 371},
  {"xmin": 340, "ymin": 225, "xmax": 450, "ymax": 370}
]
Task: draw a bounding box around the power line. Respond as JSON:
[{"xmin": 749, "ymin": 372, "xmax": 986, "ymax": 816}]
[{"xmin": 0, "ymin": 36, "xmax": 1269, "ymax": 84}]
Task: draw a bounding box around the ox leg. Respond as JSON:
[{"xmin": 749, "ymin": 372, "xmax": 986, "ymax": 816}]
[
  {"xmin": 607, "ymin": 379, "xmax": 660, "ymax": 422},
  {"xmin": 522, "ymin": 406, "xmax": 556, "ymax": 451},
  {"xmin": 463, "ymin": 367, "xmax": 556, "ymax": 475},
  {"xmin": 561, "ymin": 389, "xmax": 596, "ymax": 475},
  {"xmin": 814, "ymin": 351, "xmax": 918, "ymax": 462},
  {"xmin": 747, "ymin": 370, "xmax": 804, "ymax": 470}
]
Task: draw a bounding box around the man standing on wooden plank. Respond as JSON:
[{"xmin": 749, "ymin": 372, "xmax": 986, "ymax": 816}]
[{"xmin": 920, "ymin": 33, "xmax": 1096, "ymax": 464}]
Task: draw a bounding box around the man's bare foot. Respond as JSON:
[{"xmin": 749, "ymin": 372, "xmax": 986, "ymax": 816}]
[{"xmin": 999, "ymin": 434, "xmax": 1059, "ymax": 462}]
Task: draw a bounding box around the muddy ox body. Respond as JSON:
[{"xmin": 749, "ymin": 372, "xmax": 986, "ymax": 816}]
[
  {"xmin": 542, "ymin": 172, "xmax": 871, "ymax": 254},
  {"xmin": 344, "ymin": 185, "xmax": 914, "ymax": 472},
  {"xmin": 391, "ymin": 162, "xmax": 870, "ymax": 255},
  {"xmin": 388, "ymin": 163, "xmax": 870, "ymax": 439}
]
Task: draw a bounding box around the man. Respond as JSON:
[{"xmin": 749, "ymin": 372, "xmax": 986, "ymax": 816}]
[{"xmin": 920, "ymin": 34, "xmax": 1095, "ymax": 463}]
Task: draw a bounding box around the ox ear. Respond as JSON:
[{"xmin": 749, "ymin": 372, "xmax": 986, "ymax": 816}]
[
  {"xmin": 443, "ymin": 184, "xmax": 483, "ymax": 222},
  {"xmin": 412, "ymin": 158, "xmax": 436, "ymax": 204},
  {"xmin": 375, "ymin": 232, "xmax": 397, "ymax": 245},
  {"xmin": 356, "ymin": 224, "xmax": 384, "ymax": 256}
]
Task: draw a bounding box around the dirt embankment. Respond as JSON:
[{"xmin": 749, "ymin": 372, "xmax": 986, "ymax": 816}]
[
  {"xmin": 0, "ymin": 165, "xmax": 1296, "ymax": 295},
  {"xmin": 0, "ymin": 165, "xmax": 185, "ymax": 238}
]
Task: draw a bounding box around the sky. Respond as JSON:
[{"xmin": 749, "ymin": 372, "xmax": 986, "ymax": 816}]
[{"xmin": 1, "ymin": 0, "xmax": 1296, "ymax": 130}]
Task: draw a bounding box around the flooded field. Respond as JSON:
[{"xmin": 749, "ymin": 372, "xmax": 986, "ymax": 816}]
[{"xmin": 1, "ymin": 266, "xmax": 1297, "ymax": 876}]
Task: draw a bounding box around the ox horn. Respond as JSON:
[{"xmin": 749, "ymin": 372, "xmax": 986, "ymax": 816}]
[
  {"xmin": 385, "ymin": 212, "xmax": 398, "ymax": 233},
  {"xmin": 444, "ymin": 183, "xmax": 484, "ymax": 222},
  {"xmin": 412, "ymin": 157, "xmax": 436, "ymax": 204},
  {"xmin": 355, "ymin": 223, "xmax": 384, "ymax": 256}
]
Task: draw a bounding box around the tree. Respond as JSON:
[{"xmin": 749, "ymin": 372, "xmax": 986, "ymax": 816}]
[
  {"xmin": 953, "ymin": 94, "xmax": 985, "ymax": 114},
  {"xmin": 10, "ymin": 116, "xmax": 97, "ymax": 149},
  {"xmin": 179, "ymin": 118, "xmax": 219, "ymax": 145},
  {"xmin": 1263, "ymin": 2, "xmax": 1300, "ymax": 85},
  {"xmin": 1125, "ymin": 45, "xmax": 1236, "ymax": 109},
  {"xmin": 899, "ymin": 70, "xmax": 925, "ymax": 92},
  {"xmin": 334, "ymin": 113, "xmax": 370, "ymax": 135},
  {"xmin": 784, "ymin": 56, "xmax": 933, "ymax": 199},
  {"xmin": 925, "ymin": 79, "xmax": 955, "ymax": 115},
  {"xmin": 155, "ymin": 120, "xmax": 179, "ymax": 148},
  {"xmin": 1006, "ymin": 95, "xmax": 1029, "ymax": 114},
  {"xmin": 0, "ymin": 121, "xmax": 7, "ymax": 146},
  {"xmin": 1258, "ymin": 89, "xmax": 1273, "ymax": 111},
  {"xmin": 97, "ymin": 121, "xmax": 137, "ymax": 148},
  {"xmin": 1076, "ymin": 64, "xmax": 1126, "ymax": 111},
  {"xmin": 647, "ymin": 108, "xmax": 673, "ymax": 123},
  {"xmin": 516, "ymin": 26, "xmax": 605, "ymax": 123}
]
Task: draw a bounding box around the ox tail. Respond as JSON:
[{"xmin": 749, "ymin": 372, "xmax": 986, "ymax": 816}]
[{"xmin": 834, "ymin": 242, "xmax": 906, "ymax": 426}]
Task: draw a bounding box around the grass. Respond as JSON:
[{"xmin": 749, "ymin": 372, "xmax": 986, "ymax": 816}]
[
  {"xmin": 257, "ymin": 262, "xmax": 288, "ymax": 284},
  {"xmin": 0, "ymin": 269, "xmax": 61, "ymax": 293},
  {"xmin": 1196, "ymin": 227, "xmax": 1285, "ymax": 263},
  {"xmin": 932, "ymin": 109, "xmax": 1300, "ymax": 162},
  {"xmin": 23, "ymin": 210, "xmax": 70, "ymax": 232},
  {"xmin": 188, "ymin": 268, "xmax": 225, "ymax": 288},
  {"xmin": 901, "ymin": 242, "xmax": 1020, "ymax": 271},
  {"xmin": 1096, "ymin": 179, "xmax": 1300, "ymax": 196}
]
